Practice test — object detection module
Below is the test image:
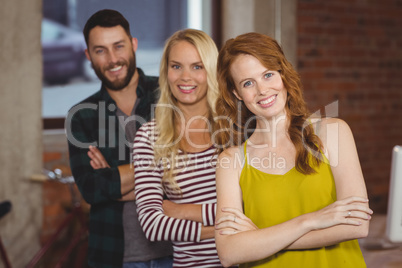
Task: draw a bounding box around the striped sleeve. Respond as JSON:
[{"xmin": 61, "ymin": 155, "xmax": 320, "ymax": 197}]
[
  {"xmin": 133, "ymin": 121, "xmax": 201, "ymax": 242},
  {"xmin": 202, "ymin": 203, "xmax": 216, "ymax": 226}
]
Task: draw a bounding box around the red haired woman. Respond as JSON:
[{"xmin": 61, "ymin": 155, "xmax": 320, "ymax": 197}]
[{"xmin": 214, "ymin": 32, "xmax": 372, "ymax": 268}]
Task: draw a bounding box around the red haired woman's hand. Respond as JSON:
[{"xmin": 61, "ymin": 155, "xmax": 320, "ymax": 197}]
[{"xmin": 215, "ymin": 207, "xmax": 258, "ymax": 235}]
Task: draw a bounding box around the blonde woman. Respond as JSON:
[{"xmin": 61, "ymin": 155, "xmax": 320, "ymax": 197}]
[{"xmin": 133, "ymin": 29, "xmax": 227, "ymax": 267}]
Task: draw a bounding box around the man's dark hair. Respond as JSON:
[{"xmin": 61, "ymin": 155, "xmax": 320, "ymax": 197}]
[{"xmin": 83, "ymin": 9, "xmax": 131, "ymax": 46}]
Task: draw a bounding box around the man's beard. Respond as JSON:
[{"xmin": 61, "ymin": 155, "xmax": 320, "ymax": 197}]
[{"xmin": 92, "ymin": 52, "xmax": 137, "ymax": 91}]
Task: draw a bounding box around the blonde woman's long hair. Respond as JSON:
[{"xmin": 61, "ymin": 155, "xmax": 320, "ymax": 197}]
[{"xmin": 155, "ymin": 29, "xmax": 219, "ymax": 192}]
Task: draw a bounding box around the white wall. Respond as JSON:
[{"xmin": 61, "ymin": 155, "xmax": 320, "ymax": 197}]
[
  {"xmin": 0, "ymin": 0, "xmax": 43, "ymax": 266},
  {"xmin": 222, "ymin": 0, "xmax": 297, "ymax": 67}
]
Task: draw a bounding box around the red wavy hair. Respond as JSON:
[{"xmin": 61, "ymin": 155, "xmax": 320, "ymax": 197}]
[{"xmin": 215, "ymin": 32, "xmax": 323, "ymax": 174}]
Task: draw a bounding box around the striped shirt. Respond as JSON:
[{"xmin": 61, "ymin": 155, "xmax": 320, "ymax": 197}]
[{"xmin": 133, "ymin": 119, "xmax": 223, "ymax": 267}]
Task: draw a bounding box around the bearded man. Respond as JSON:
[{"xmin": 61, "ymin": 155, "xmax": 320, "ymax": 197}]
[{"xmin": 66, "ymin": 9, "xmax": 173, "ymax": 268}]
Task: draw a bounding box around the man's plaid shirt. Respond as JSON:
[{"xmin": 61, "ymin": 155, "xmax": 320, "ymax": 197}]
[{"xmin": 66, "ymin": 69, "xmax": 159, "ymax": 268}]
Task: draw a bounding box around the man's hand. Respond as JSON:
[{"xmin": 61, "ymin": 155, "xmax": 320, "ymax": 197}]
[
  {"xmin": 87, "ymin": 145, "xmax": 135, "ymax": 200},
  {"xmin": 118, "ymin": 190, "xmax": 135, "ymax": 201},
  {"xmin": 88, "ymin": 145, "xmax": 110, "ymax": 169}
]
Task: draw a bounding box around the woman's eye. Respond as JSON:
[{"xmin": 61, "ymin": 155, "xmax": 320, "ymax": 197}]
[
  {"xmin": 194, "ymin": 65, "xmax": 203, "ymax": 70},
  {"xmin": 243, "ymin": 81, "xmax": 252, "ymax": 87},
  {"xmin": 264, "ymin": 73, "xmax": 273, "ymax": 79},
  {"xmin": 171, "ymin": 65, "xmax": 180, "ymax": 69}
]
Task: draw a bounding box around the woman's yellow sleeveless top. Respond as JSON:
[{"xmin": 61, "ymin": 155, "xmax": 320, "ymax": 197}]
[{"xmin": 239, "ymin": 140, "xmax": 366, "ymax": 268}]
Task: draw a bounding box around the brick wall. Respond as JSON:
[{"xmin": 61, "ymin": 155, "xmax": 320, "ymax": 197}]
[{"xmin": 297, "ymin": 0, "xmax": 402, "ymax": 213}]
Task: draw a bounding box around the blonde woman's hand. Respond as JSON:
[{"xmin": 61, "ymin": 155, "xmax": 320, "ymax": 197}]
[
  {"xmin": 162, "ymin": 200, "xmax": 183, "ymax": 219},
  {"xmin": 308, "ymin": 196, "xmax": 373, "ymax": 230},
  {"xmin": 215, "ymin": 207, "xmax": 258, "ymax": 235},
  {"xmin": 162, "ymin": 200, "xmax": 204, "ymax": 222}
]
